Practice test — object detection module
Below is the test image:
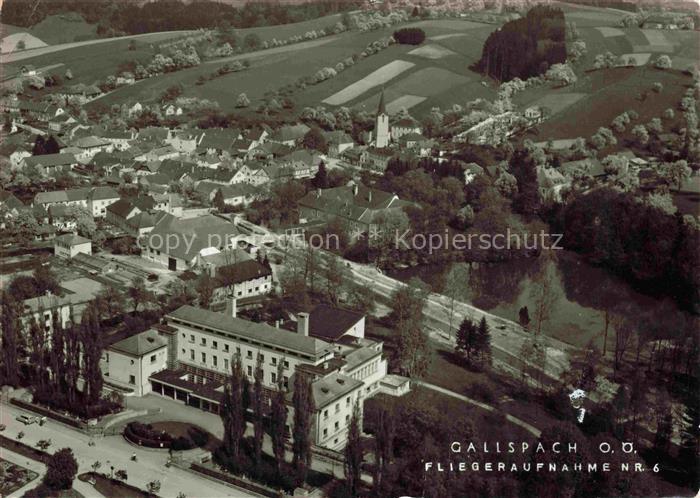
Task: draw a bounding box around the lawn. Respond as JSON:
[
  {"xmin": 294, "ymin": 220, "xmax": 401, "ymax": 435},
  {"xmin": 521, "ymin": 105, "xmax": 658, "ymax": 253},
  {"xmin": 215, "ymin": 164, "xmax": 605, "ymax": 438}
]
[
  {"xmin": 232, "ymin": 12, "xmax": 345, "ymax": 44},
  {"xmin": 529, "ymin": 92, "xmax": 587, "ymax": 115},
  {"xmin": 0, "ymin": 458, "xmax": 39, "ymax": 496}
]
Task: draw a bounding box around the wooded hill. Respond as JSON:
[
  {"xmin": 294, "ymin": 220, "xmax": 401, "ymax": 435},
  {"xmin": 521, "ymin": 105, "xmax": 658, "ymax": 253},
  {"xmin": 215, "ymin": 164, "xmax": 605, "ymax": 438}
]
[{"xmin": 473, "ymin": 5, "xmax": 567, "ymax": 82}]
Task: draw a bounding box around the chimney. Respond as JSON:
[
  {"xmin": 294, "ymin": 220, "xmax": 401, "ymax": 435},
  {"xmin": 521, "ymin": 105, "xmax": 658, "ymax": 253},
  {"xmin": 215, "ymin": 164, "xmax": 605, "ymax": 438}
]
[
  {"xmin": 353, "ymin": 183, "xmax": 359, "ymax": 196},
  {"xmin": 367, "ymin": 190, "xmax": 372, "ymax": 203},
  {"xmin": 297, "ymin": 312, "xmax": 309, "ymax": 336},
  {"xmin": 225, "ymin": 297, "xmax": 237, "ymax": 318}
]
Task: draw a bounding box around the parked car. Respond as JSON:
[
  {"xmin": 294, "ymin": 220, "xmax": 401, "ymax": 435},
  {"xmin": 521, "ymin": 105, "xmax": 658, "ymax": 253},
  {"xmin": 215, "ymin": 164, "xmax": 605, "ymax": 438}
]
[{"xmin": 16, "ymin": 415, "xmax": 36, "ymax": 425}]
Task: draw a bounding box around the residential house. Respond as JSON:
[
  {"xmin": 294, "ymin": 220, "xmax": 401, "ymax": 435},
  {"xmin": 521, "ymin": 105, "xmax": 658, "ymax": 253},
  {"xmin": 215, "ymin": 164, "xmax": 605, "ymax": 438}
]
[
  {"xmin": 72, "ymin": 136, "xmax": 113, "ymax": 161},
  {"xmin": 21, "ymin": 153, "xmax": 77, "ymax": 175},
  {"xmin": 396, "ymin": 132, "xmax": 434, "ymax": 157},
  {"xmin": 34, "ymin": 187, "xmax": 90, "ymax": 210},
  {"xmin": 102, "ymin": 130, "xmax": 136, "ymax": 151},
  {"xmin": 102, "ymin": 329, "xmax": 168, "ymax": 396},
  {"xmin": 163, "ymin": 104, "xmax": 183, "ymax": 117},
  {"xmin": 167, "ymin": 131, "xmax": 204, "ymax": 153},
  {"xmin": 298, "ymin": 183, "xmax": 412, "ymax": 238},
  {"xmin": 390, "ymin": 117, "xmax": 422, "ymax": 141},
  {"xmin": 198, "ymin": 250, "xmax": 273, "ymax": 302},
  {"xmin": 269, "ymin": 124, "xmax": 309, "ymax": 147},
  {"xmin": 0, "ymin": 143, "xmax": 32, "ymax": 167},
  {"xmin": 88, "ymin": 186, "xmax": 120, "ymax": 218},
  {"xmin": 537, "ymin": 166, "xmax": 569, "ymax": 202},
  {"xmin": 458, "ymin": 162, "xmax": 483, "ymax": 184},
  {"xmin": 364, "ymin": 147, "xmax": 394, "ymax": 172},
  {"xmin": 54, "ymin": 233, "xmax": 92, "ymax": 258},
  {"xmin": 105, "ymin": 195, "xmax": 156, "ymax": 233},
  {"xmin": 245, "ymin": 128, "xmax": 269, "ymax": 148},
  {"xmin": 273, "ymin": 149, "xmax": 322, "ymax": 179},
  {"xmin": 324, "ymin": 131, "xmax": 354, "ymax": 158}
]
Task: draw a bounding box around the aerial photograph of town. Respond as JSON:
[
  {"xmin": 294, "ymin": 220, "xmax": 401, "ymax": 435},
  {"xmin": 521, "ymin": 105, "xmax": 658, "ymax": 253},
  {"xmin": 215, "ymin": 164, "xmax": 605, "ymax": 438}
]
[{"xmin": 0, "ymin": 0, "xmax": 698, "ymax": 497}]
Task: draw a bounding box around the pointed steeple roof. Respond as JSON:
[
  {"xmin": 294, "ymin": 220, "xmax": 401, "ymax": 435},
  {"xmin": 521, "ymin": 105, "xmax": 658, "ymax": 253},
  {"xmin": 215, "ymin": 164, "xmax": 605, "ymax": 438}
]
[{"xmin": 377, "ymin": 90, "xmax": 386, "ymax": 115}]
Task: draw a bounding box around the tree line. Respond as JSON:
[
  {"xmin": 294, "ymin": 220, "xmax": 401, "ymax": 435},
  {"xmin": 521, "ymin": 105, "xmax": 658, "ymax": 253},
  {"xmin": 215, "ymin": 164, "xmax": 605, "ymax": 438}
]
[{"xmin": 0, "ymin": 0, "xmax": 362, "ymax": 35}]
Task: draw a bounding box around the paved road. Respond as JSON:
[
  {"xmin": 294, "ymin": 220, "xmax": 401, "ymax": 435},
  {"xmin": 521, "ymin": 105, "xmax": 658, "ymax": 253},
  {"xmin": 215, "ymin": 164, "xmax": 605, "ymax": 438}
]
[
  {"xmin": 413, "ymin": 380, "xmax": 541, "ymax": 438},
  {"xmin": 272, "ymin": 247, "xmax": 572, "ymax": 384},
  {"xmin": 1, "ymin": 30, "xmax": 196, "ymax": 64},
  {"xmin": 0, "ymin": 402, "xmax": 255, "ymax": 498}
]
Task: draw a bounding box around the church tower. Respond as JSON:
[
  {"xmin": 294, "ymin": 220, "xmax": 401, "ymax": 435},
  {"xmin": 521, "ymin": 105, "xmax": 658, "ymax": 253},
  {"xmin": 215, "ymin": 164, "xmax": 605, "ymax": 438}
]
[{"xmin": 374, "ymin": 90, "xmax": 390, "ymax": 148}]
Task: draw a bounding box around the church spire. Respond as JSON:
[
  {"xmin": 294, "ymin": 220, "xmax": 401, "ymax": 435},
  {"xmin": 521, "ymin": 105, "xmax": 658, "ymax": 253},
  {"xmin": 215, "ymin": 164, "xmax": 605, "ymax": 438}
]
[{"xmin": 377, "ymin": 89, "xmax": 386, "ymax": 115}]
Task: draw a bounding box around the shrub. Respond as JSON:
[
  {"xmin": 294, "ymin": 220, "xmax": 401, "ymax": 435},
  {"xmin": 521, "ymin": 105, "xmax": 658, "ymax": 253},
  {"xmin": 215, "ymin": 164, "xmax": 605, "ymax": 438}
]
[
  {"xmin": 171, "ymin": 436, "xmax": 195, "ymax": 451},
  {"xmin": 393, "ymin": 27, "xmax": 426, "ymax": 45}
]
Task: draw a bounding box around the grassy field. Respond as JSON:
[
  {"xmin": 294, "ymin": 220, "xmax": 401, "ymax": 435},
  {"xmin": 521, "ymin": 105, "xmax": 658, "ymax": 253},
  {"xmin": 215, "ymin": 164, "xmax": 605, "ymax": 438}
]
[
  {"xmin": 523, "ymin": 66, "xmax": 693, "ymax": 140},
  {"xmin": 323, "ymin": 59, "xmax": 416, "ymax": 105},
  {"xmin": 2, "ymin": 14, "xmax": 97, "ymax": 46}
]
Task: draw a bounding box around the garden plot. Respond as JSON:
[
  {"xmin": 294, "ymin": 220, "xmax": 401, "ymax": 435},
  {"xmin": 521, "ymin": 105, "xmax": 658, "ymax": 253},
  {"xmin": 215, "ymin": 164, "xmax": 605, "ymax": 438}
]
[
  {"xmin": 408, "ymin": 44, "xmax": 456, "ymax": 59},
  {"xmin": 595, "ymin": 27, "xmax": 624, "ymax": 38},
  {"xmin": 633, "ymin": 30, "xmax": 675, "ymax": 53},
  {"xmin": 354, "ymin": 67, "xmax": 470, "ymax": 112},
  {"xmin": 386, "ymin": 95, "xmax": 427, "ymax": 114},
  {"xmin": 530, "ymin": 92, "xmax": 587, "ymax": 115},
  {"xmin": 322, "ymin": 59, "xmax": 415, "ymax": 106}
]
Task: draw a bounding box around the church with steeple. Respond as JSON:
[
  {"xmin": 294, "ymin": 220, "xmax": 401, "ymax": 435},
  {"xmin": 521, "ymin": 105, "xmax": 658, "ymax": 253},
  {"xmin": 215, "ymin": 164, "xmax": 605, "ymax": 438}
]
[{"xmin": 373, "ymin": 90, "xmax": 390, "ymax": 148}]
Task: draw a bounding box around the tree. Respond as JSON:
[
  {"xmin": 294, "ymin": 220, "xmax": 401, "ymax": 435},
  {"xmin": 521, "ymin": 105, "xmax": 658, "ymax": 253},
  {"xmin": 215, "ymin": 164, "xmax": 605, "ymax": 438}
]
[
  {"xmin": 252, "ymin": 353, "xmax": 264, "ymax": 469},
  {"xmin": 530, "ymin": 254, "xmax": 557, "ymax": 335},
  {"xmin": 443, "ymin": 264, "xmax": 469, "ymax": 337},
  {"xmin": 45, "ymin": 135, "xmax": 60, "ymax": 154},
  {"xmin": 44, "ymin": 448, "xmax": 78, "ymax": 490},
  {"xmin": 147, "ymin": 480, "xmax": 161, "ymax": 494},
  {"xmin": 455, "ymin": 317, "xmax": 478, "ymax": 365},
  {"xmin": 33, "ymin": 135, "xmax": 46, "ymax": 155},
  {"xmin": 654, "ymin": 55, "xmax": 672, "ymax": 69},
  {"xmin": 397, "ymin": 318, "xmax": 431, "ymax": 377},
  {"xmin": 196, "ymin": 275, "xmax": 216, "ymax": 309},
  {"xmin": 632, "ymin": 124, "xmax": 649, "ymax": 145},
  {"xmin": 292, "ymin": 373, "xmax": 315, "ymax": 486},
  {"xmin": 70, "ymin": 206, "xmax": 97, "ymax": 238},
  {"xmin": 519, "ymin": 306, "xmax": 531, "ymax": 329},
  {"xmin": 1, "ymin": 292, "xmax": 22, "ymax": 386},
  {"xmin": 344, "ymin": 401, "xmax": 364, "ymax": 497},
  {"xmin": 311, "ymin": 161, "xmax": 328, "ymax": 189},
  {"xmin": 269, "ymin": 360, "xmax": 288, "ymax": 475},
  {"xmin": 545, "ymin": 63, "xmax": 577, "ymax": 86},
  {"xmin": 65, "ymin": 69, "xmax": 73, "ymax": 80},
  {"xmin": 115, "ymin": 469, "xmax": 128, "ymax": 482},
  {"xmin": 510, "ymin": 147, "xmax": 540, "ymax": 215},
  {"xmin": 236, "ymin": 93, "xmax": 250, "ymax": 108},
  {"xmin": 244, "ymin": 33, "xmax": 261, "ymax": 49},
  {"xmin": 127, "ymin": 276, "xmax": 148, "ymax": 314},
  {"xmin": 302, "ymin": 127, "xmax": 327, "ymax": 153},
  {"xmin": 221, "ymin": 353, "xmax": 246, "ymax": 466},
  {"xmin": 80, "ymin": 302, "xmax": 104, "ymax": 405},
  {"xmin": 663, "ymin": 159, "xmax": 691, "ymax": 191},
  {"xmin": 476, "ymin": 317, "xmax": 492, "ymax": 367},
  {"xmin": 372, "ymin": 406, "xmax": 394, "ymax": 496},
  {"xmin": 16, "ymin": 39, "xmax": 26, "ymax": 50}
]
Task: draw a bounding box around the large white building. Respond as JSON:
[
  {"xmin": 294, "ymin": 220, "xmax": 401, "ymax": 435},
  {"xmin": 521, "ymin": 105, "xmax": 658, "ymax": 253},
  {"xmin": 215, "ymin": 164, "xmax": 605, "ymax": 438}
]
[{"xmin": 148, "ymin": 302, "xmax": 395, "ymax": 450}]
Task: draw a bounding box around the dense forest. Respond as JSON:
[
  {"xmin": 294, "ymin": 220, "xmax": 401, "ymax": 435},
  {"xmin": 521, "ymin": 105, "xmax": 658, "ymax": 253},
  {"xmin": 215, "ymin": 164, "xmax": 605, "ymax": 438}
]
[
  {"xmin": 0, "ymin": 0, "xmax": 361, "ymax": 35},
  {"xmin": 555, "ymin": 188, "xmax": 700, "ymax": 313},
  {"xmin": 473, "ymin": 5, "xmax": 567, "ymax": 82}
]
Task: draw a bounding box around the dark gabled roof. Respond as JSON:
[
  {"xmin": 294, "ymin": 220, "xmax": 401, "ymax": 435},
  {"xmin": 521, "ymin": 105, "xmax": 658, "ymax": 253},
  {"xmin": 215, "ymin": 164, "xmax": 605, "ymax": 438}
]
[
  {"xmin": 308, "ymin": 304, "xmax": 364, "ymax": 342},
  {"xmin": 167, "ymin": 305, "xmax": 331, "ymax": 357},
  {"xmin": 199, "ymin": 129, "xmax": 237, "ymax": 151},
  {"xmin": 0, "ymin": 191, "xmax": 24, "ymax": 210},
  {"xmin": 23, "ymin": 153, "xmax": 76, "ymax": 168},
  {"xmin": 216, "ymin": 258, "xmax": 271, "ymax": 285},
  {"xmin": 89, "ymin": 186, "xmax": 120, "ymax": 201}
]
